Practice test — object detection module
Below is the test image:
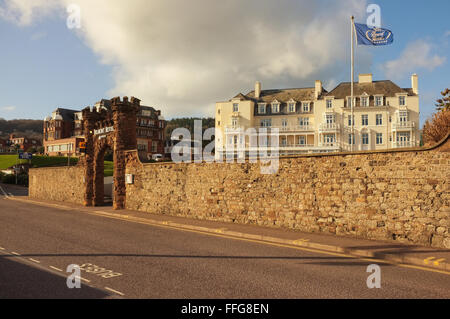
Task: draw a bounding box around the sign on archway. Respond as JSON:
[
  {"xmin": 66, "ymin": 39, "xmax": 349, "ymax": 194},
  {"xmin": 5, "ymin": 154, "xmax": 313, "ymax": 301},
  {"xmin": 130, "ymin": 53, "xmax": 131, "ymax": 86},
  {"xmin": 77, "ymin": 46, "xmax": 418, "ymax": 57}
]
[{"xmin": 81, "ymin": 96, "xmax": 140, "ymax": 210}]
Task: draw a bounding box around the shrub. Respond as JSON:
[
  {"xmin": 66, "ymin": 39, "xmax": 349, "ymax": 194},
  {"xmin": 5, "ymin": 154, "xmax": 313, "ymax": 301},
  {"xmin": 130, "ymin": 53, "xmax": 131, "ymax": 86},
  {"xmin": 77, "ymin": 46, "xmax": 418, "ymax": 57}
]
[{"xmin": 423, "ymin": 110, "xmax": 450, "ymax": 145}]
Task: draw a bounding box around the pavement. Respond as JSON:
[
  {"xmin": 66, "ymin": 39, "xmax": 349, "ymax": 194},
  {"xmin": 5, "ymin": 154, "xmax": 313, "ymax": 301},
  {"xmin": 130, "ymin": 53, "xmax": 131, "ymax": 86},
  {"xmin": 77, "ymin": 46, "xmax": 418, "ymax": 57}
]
[{"xmin": 0, "ymin": 182, "xmax": 449, "ymax": 298}]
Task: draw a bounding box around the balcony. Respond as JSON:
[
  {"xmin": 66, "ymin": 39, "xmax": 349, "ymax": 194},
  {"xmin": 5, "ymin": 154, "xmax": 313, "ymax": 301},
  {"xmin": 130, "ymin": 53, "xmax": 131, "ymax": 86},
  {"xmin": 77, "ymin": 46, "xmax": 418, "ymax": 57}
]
[
  {"xmin": 254, "ymin": 125, "xmax": 314, "ymax": 132},
  {"xmin": 392, "ymin": 121, "xmax": 415, "ymax": 130},
  {"xmin": 392, "ymin": 141, "xmax": 414, "ymax": 148},
  {"xmin": 319, "ymin": 123, "xmax": 340, "ymax": 133}
]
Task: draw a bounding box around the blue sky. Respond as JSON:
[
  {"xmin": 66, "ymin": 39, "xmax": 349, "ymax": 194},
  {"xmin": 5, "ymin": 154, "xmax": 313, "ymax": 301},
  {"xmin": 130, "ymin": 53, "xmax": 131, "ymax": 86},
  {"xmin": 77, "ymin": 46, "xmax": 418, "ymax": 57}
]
[{"xmin": 0, "ymin": 0, "xmax": 448, "ymax": 127}]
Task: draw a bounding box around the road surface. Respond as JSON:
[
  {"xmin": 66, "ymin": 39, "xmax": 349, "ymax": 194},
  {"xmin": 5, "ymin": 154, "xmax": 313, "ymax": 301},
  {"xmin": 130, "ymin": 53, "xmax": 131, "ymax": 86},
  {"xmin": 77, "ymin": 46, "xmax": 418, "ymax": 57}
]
[{"xmin": 0, "ymin": 184, "xmax": 449, "ymax": 299}]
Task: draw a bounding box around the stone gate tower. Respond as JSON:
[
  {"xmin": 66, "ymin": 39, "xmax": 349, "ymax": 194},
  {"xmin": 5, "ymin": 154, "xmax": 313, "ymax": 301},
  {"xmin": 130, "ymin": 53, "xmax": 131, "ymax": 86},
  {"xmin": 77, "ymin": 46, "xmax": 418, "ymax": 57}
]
[{"xmin": 82, "ymin": 96, "xmax": 140, "ymax": 209}]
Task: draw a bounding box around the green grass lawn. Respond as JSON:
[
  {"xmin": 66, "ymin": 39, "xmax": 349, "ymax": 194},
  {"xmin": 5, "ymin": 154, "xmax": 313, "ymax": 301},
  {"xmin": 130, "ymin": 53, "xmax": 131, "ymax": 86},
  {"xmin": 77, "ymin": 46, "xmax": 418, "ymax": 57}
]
[
  {"xmin": 0, "ymin": 155, "xmax": 113, "ymax": 176},
  {"xmin": 104, "ymin": 161, "xmax": 114, "ymax": 177}
]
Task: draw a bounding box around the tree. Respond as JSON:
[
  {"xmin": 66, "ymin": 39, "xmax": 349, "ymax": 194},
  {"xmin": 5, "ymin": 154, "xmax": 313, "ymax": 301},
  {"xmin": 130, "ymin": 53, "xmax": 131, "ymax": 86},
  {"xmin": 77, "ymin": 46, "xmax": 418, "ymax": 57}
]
[
  {"xmin": 436, "ymin": 88, "xmax": 450, "ymax": 112},
  {"xmin": 423, "ymin": 109, "xmax": 450, "ymax": 145}
]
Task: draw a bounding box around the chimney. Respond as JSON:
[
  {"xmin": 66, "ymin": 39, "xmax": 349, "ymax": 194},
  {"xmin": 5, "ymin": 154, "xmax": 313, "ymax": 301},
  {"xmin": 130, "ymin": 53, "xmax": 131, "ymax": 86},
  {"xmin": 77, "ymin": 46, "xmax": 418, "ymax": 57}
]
[
  {"xmin": 359, "ymin": 74, "xmax": 373, "ymax": 83},
  {"xmin": 255, "ymin": 81, "xmax": 261, "ymax": 99},
  {"xmin": 315, "ymin": 80, "xmax": 322, "ymax": 99},
  {"xmin": 411, "ymin": 74, "xmax": 419, "ymax": 95}
]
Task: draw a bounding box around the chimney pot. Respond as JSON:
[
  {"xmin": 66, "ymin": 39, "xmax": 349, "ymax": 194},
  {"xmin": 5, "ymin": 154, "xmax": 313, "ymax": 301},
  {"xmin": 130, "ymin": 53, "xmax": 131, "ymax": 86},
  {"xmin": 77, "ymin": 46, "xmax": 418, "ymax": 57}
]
[
  {"xmin": 255, "ymin": 81, "xmax": 261, "ymax": 99},
  {"xmin": 315, "ymin": 80, "xmax": 322, "ymax": 99},
  {"xmin": 411, "ymin": 74, "xmax": 419, "ymax": 95}
]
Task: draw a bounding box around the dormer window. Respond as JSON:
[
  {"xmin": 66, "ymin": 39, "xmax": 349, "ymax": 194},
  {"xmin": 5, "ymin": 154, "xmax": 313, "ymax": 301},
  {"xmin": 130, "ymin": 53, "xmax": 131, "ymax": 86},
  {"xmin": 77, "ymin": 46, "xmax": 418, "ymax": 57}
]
[
  {"xmin": 375, "ymin": 96, "xmax": 383, "ymax": 106},
  {"xmin": 258, "ymin": 103, "xmax": 266, "ymax": 114},
  {"xmin": 271, "ymin": 102, "xmax": 280, "ymax": 113},
  {"xmin": 399, "ymin": 96, "xmax": 406, "ymax": 106},
  {"xmin": 361, "ymin": 96, "xmax": 369, "ymax": 107},
  {"xmin": 233, "ymin": 103, "xmax": 239, "ymax": 112},
  {"xmin": 288, "ymin": 102, "xmax": 296, "ymax": 113},
  {"xmin": 302, "ymin": 102, "xmax": 310, "ymax": 113},
  {"xmin": 326, "ymin": 99, "xmax": 333, "ymax": 109}
]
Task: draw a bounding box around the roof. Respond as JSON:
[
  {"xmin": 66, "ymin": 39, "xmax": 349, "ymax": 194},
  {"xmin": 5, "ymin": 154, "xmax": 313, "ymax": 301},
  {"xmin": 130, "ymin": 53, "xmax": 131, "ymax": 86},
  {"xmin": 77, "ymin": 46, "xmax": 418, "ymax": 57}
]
[
  {"xmin": 245, "ymin": 87, "xmax": 321, "ymax": 102},
  {"xmin": 53, "ymin": 108, "xmax": 79, "ymax": 121},
  {"xmin": 325, "ymin": 80, "xmax": 415, "ymax": 98}
]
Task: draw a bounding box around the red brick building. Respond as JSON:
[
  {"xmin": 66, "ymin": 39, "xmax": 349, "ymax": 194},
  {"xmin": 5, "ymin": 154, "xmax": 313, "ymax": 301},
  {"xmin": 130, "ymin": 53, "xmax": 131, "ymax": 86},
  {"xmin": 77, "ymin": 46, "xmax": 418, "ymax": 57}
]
[
  {"xmin": 43, "ymin": 100, "xmax": 166, "ymax": 159},
  {"xmin": 9, "ymin": 134, "xmax": 41, "ymax": 152},
  {"xmin": 43, "ymin": 108, "xmax": 84, "ymax": 156},
  {"xmin": 0, "ymin": 138, "xmax": 7, "ymax": 153}
]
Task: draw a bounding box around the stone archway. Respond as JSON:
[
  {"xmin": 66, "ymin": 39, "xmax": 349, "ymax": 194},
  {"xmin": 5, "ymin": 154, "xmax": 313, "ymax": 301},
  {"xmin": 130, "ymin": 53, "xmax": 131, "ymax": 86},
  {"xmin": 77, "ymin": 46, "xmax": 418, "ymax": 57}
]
[{"xmin": 82, "ymin": 96, "xmax": 140, "ymax": 210}]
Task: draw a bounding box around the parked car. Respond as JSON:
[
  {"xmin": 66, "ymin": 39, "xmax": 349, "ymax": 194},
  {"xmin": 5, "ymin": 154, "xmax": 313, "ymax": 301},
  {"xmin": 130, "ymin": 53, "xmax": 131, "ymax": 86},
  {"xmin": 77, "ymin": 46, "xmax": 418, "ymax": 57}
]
[{"xmin": 152, "ymin": 154, "xmax": 163, "ymax": 161}]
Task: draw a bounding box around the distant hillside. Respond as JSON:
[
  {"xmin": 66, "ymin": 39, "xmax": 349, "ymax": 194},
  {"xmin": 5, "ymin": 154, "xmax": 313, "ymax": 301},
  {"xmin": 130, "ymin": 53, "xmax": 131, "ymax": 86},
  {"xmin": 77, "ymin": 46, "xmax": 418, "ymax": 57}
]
[
  {"xmin": 165, "ymin": 117, "xmax": 215, "ymax": 139},
  {"xmin": 0, "ymin": 117, "xmax": 216, "ymax": 141},
  {"xmin": 0, "ymin": 118, "xmax": 43, "ymax": 140}
]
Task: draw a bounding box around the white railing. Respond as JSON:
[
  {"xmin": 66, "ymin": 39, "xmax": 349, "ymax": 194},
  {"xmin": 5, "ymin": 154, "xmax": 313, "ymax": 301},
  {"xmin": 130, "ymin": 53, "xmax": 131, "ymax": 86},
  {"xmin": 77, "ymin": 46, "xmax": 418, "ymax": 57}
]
[
  {"xmin": 319, "ymin": 123, "xmax": 340, "ymax": 132},
  {"xmin": 318, "ymin": 142, "xmax": 341, "ymax": 148},
  {"xmin": 392, "ymin": 121, "xmax": 415, "ymax": 130},
  {"xmin": 392, "ymin": 141, "xmax": 414, "ymax": 148},
  {"xmin": 279, "ymin": 143, "xmax": 315, "ymax": 148}
]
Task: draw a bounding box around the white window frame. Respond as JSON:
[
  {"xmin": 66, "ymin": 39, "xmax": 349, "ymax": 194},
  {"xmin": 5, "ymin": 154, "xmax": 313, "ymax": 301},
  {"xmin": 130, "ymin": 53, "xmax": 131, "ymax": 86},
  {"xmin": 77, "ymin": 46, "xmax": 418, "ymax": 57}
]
[
  {"xmin": 361, "ymin": 96, "xmax": 369, "ymax": 107},
  {"xmin": 302, "ymin": 102, "xmax": 310, "ymax": 113},
  {"xmin": 233, "ymin": 103, "xmax": 239, "ymax": 112},
  {"xmin": 326, "ymin": 99, "xmax": 333, "ymax": 109},
  {"xmin": 375, "ymin": 96, "xmax": 383, "ymax": 107},
  {"xmin": 271, "ymin": 102, "xmax": 280, "ymax": 113},
  {"xmin": 376, "ymin": 133, "xmax": 383, "ymax": 145},
  {"xmin": 399, "ymin": 95, "xmax": 406, "ymax": 106},
  {"xmin": 299, "ymin": 117, "xmax": 309, "ymax": 127},
  {"xmin": 348, "ymin": 133, "xmax": 355, "ymax": 145},
  {"xmin": 298, "ymin": 136, "xmax": 306, "ymax": 145},
  {"xmin": 348, "ymin": 115, "xmax": 354, "ymax": 126},
  {"xmin": 362, "ymin": 133, "xmax": 369, "ymax": 145},
  {"xmin": 288, "ymin": 103, "xmax": 296, "ymax": 113},
  {"xmin": 258, "ymin": 103, "xmax": 266, "ymax": 114},
  {"xmin": 361, "ymin": 114, "xmax": 368, "ymax": 126},
  {"xmin": 260, "ymin": 119, "xmax": 272, "ymax": 127},
  {"xmin": 376, "ymin": 114, "xmax": 383, "ymax": 126}
]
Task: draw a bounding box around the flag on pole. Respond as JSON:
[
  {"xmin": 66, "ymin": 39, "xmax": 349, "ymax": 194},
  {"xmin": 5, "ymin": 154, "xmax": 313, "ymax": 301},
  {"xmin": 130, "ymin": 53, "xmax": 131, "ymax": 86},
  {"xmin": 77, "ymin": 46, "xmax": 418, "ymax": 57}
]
[{"xmin": 354, "ymin": 23, "xmax": 394, "ymax": 46}]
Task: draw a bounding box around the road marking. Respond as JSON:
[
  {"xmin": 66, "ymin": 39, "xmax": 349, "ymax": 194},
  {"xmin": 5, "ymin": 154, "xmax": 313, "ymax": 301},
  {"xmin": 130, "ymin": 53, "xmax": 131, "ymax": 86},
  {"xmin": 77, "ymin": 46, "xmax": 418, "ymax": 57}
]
[
  {"xmin": 29, "ymin": 258, "xmax": 41, "ymax": 264},
  {"xmin": 434, "ymin": 258, "xmax": 446, "ymax": 266},
  {"xmin": 79, "ymin": 263, "xmax": 123, "ymax": 279},
  {"xmin": 7, "ymin": 196, "xmax": 450, "ymax": 277},
  {"xmin": 292, "ymin": 239, "xmax": 310, "ymax": 245},
  {"xmin": 424, "ymin": 257, "xmax": 435, "ymax": 265},
  {"xmin": 0, "ymin": 185, "xmax": 9, "ymax": 198},
  {"xmin": 215, "ymin": 228, "xmax": 227, "ymax": 234},
  {"xmin": 11, "ymin": 252, "xmax": 20, "ymax": 256},
  {"xmin": 49, "ymin": 266, "xmax": 63, "ymax": 272},
  {"xmin": 75, "ymin": 276, "xmax": 90, "ymax": 283},
  {"xmin": 105, "ymin": 287, "xmax": 124, "ymax": 296}
]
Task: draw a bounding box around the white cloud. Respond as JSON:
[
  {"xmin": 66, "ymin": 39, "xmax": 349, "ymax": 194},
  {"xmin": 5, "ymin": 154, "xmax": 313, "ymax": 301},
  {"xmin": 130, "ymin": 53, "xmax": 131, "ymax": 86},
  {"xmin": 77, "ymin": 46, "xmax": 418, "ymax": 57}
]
[
  {"xmin": 382, "ymin": 39, "xmax": 446, "ymax": 80},
  {"xmin": 0, "ymin": 0, "xmax": 60, "ymax": 26},
  {"xmin": 1, "ymin": 106, "xmax": 16, "ymax": 112},
  {"xmin": 0, "ymin": 0, "xmax": 370, "ymax": 118},
  {"xmin": 445, "ymin": 30, "xmax": 450, "ymax": 37}
]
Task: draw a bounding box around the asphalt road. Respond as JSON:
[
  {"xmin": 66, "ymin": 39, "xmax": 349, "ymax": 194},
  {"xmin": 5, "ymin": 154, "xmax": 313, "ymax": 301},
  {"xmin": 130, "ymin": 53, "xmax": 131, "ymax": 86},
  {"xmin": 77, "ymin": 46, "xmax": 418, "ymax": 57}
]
[{"xmin": 0, "ymin": 187, "xmax": 449, "ymax": 299}]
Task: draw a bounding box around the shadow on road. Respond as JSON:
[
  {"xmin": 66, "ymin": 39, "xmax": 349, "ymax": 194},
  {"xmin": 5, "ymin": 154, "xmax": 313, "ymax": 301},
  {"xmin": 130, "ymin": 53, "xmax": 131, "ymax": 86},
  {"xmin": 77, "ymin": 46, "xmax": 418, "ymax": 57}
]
[{"xmin": 0, "ymin": 256, "xmax": 110, "ymax": 299}]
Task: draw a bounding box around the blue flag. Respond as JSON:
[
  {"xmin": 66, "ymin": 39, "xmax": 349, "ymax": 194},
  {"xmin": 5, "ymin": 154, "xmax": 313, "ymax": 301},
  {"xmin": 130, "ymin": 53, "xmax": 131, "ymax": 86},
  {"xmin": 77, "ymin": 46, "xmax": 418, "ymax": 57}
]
[{"xmin": 354, "ymin": 23, "xmax": 393, "ymax": 46}]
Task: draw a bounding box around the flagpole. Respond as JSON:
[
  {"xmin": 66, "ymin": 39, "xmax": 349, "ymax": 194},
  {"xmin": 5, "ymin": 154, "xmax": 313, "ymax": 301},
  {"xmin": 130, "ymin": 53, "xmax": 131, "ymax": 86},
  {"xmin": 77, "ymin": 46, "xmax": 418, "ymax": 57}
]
[{"xmin": 351, "ymin": 16, "xmax": 355, "ymax": 152}]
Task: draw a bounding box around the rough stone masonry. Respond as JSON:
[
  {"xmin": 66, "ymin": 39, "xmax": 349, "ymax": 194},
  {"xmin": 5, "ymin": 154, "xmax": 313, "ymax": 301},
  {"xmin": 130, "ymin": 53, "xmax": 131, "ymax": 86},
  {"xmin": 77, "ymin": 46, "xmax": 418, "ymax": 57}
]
[{"xmin": 125, "ymin": 134, "xmax": 450, "ymax": 249}]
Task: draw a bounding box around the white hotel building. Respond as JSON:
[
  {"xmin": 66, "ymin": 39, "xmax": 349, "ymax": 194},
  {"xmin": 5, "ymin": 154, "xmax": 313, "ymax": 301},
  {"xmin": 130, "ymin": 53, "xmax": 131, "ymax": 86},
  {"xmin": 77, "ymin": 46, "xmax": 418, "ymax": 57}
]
[{"xmin": 215, "ymin": 74, "xmax": 420, "ymax": 157}]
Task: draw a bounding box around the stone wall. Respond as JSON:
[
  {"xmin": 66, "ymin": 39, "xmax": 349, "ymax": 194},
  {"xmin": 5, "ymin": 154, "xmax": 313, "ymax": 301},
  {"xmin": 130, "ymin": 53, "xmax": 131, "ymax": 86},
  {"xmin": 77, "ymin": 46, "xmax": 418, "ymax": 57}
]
[
  {"xmin": 29, "ymin": 165, "xmax": 85, "ymax": 204},
  {"xmin": 126, "ymin": 135, "xmax": 450, "ymax": 249}
]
